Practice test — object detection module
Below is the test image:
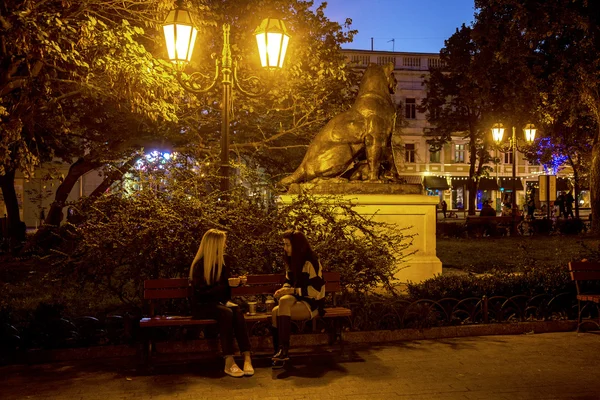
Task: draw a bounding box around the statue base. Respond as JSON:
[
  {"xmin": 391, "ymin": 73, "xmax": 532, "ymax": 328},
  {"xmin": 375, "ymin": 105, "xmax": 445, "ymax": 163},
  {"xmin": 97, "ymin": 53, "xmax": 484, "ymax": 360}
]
[
  {"xmin": 279, "ymin": 188, "xmax": 442, "ymax": 283},
  {"xmin": 286, "ymin": 179, "xmax": 423, "ymax": 195}
]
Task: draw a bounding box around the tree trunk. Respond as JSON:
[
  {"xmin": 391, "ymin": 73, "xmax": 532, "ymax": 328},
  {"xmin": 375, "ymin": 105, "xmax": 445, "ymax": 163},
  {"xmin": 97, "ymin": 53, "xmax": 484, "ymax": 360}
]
[
  {"xmin": 25, "ymin": 158, "xmax": 103, "ymax": 251},
  {"xmin": 591, "ymin": 140, "xmax": 600, "ymax": 234},
  {"xmin": 89, "ymin": 156, "xmax": 141, "ymax": 199},
  {"xmin": 0, "ymin": 168, "xmax": 24, "ymax": 247},
  {"xmin": 44, "ymin": 158, "xmax": 103, "ymax": 226}
]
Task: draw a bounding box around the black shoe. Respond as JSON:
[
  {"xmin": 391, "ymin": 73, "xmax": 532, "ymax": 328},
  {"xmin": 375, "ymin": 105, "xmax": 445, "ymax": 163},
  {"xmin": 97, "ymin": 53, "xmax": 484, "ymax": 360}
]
[
  {"xmin": 271, "ymin": 359, "xmax": 285, "ymax": 369},
  {"xmin": 272, "ymin": 346, "xmax": 289, "ymax": 361}
]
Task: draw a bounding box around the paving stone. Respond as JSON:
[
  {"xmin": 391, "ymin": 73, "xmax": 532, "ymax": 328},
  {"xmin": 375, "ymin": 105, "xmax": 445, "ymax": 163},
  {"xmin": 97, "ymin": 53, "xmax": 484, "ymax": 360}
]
[{"xmin": 2, "ymin": 332, "xmax": 600, "ymax": 400}]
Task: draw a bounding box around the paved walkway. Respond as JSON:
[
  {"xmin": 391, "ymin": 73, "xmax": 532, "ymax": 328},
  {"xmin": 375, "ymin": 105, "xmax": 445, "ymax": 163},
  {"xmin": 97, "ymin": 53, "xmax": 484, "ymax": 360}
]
[{"xmin": 2, "ymin": 332, "xmax": 600, "ymax": 400}]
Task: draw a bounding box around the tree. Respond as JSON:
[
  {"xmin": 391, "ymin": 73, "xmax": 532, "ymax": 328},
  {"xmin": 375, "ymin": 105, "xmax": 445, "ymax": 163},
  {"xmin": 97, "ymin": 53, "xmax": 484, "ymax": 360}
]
[
  {"xmin": 420, "ymin": 25, "xmax": 499, "ymax": 215},
  {"xmin": 1, "ymin": 0, "xmax": 360, "ymax": 249},
  {"xmin": 473, "ymin": 0, "xmax": 600, "ymax": 230},
  {"xmin": 0, "ymin": 0, "xmax": 187, "ymax": 245},
  {"xmin": 176, "ymin": 0, "xmax": 359, "ymax": 180}
]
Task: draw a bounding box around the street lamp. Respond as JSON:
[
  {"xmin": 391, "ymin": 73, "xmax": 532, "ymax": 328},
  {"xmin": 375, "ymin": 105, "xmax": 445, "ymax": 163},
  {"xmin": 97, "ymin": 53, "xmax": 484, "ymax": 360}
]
[
  {"xmin": 492, "ymin": 123, "xmax": 536, "ymax": 234},
  {"xmin": 162, "ymin": 4, "xmax": 290, "ymax": 193}
]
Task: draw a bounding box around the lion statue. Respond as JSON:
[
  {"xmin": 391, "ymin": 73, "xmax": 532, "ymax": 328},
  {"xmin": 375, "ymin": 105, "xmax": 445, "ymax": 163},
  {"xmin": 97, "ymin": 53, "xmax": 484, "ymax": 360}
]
[{"xmin": 279, "ymin": 62, "xmax": 398, "ymax": 186}]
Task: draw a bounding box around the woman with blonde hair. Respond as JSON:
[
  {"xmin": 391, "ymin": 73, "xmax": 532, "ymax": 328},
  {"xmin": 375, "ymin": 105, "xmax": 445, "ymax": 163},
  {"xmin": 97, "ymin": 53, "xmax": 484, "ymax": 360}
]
[
  {"xmin": 270, "ymin": 229, "xmax": 326, "ymax": 367},
  {"xmin": 189, "ymin": 229, "xmax": 253, "ymax": 377}
]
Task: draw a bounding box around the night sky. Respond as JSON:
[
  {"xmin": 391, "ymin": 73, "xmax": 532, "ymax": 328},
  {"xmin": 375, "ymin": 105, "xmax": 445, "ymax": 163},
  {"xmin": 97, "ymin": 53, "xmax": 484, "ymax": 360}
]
[{"xmin": 320, "ymin": 0, "xmax": 476, "ymax": 54}]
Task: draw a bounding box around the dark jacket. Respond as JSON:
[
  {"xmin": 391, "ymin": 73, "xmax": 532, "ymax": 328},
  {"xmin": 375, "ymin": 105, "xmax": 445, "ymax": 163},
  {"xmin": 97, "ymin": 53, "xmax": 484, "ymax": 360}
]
[
  {"xmin": 190, "ymin": 255, "xmax": 234, "ymax": 306},
  {"xmin": 480, "ymin": 204, "xmax": 496, "ymax": 217}
]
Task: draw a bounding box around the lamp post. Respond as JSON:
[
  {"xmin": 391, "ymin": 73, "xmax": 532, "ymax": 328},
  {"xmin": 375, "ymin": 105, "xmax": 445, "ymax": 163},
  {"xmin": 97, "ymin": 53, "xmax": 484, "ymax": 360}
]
[
  {"xmin": 492, "ymin": 123, "xmax": 536, "ymax": 235},
  {"xmin": 162, "ymin": 5, "xmax": 290, "ymax": 193}
]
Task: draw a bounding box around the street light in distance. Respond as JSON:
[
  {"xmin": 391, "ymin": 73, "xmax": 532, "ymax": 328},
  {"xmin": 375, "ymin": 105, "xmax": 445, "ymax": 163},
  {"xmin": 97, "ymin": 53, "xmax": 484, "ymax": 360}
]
[{"xmin": 492, "ymin": 123, "xmax": 536, "ymax": 235}]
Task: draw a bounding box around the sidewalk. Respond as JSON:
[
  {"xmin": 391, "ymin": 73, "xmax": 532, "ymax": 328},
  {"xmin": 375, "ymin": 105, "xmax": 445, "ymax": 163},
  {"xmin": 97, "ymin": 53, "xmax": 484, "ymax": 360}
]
[{"xmin": 2, "ymin": 332, "xmax": 599, "ymax": 400}]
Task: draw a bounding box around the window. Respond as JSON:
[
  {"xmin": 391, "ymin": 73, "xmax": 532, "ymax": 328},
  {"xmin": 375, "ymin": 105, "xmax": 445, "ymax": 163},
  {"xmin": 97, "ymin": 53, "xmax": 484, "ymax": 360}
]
[
  {"xmin": 405, "ymin": 98, "xmax": 416, "ymax": 119},
  {"xmin": 455, "ymin": 144, "xmax": 465, "ymax": 163},
  {"xmin": 429, "ymin": 148, "xmax": 440, "ymax": 163},
  {"xmin": 504, "ymin": 150, "xmax": 513, "ymax": 164},
  {"xmin": 405, "ymin": 144, "xmax": 416, "ymax": 163}
]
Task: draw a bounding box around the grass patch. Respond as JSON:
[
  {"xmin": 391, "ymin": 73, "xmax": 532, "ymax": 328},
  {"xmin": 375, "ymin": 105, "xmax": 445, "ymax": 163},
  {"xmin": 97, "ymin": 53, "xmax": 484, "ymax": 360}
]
[{"xmin": 437, "ymin": 235, "xmax": 600, "ymax": 274}]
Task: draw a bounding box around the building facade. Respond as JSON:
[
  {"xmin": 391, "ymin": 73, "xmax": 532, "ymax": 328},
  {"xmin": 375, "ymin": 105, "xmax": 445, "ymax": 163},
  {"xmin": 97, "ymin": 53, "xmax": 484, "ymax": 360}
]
[{"xmin": 342, "ymin": 49, "xmax": 582, "ymax": 213}]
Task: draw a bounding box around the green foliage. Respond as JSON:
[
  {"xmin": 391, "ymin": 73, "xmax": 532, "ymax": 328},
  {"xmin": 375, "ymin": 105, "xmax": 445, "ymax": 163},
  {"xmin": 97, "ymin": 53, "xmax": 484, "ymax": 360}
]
[
  {"xmin": 406, "ymin": 264, "xmax": 575, "ymax": 301},
  {"xmin": 46, "ymin": 158, "xmax": 413, "ymax": 307},
  {"xmin": 436, "ymin": 222, "xmax": 466, "ymax": 238},
  {"xmin": 555, "ymin": 218, "xmax": 586, "ymax": 236}
]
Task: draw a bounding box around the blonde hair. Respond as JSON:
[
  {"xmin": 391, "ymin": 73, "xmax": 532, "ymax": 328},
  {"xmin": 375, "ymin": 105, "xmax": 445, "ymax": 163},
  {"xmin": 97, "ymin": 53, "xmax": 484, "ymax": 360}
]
[{"xmin": 189, "ymin": 229, "xmax": 226, "ymax": 284}]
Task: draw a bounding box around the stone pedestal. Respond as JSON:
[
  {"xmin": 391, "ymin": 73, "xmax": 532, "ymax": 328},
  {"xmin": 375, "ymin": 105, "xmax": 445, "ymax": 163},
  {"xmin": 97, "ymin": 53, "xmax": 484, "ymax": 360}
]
[{"xmin": 279, "ymin": 188, "xmax": 442, "ymax": 283}]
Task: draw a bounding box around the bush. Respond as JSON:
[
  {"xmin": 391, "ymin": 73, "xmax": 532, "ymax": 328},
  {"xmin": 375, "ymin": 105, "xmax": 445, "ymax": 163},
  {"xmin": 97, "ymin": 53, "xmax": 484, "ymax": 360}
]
[
  {"xmin": 405, "ymin": 264, "xmax": 575, "ymax": 300},
  {"xmin": 436, "ymin": 221, "xmax": 466, "ymax": 238},
  {"xmin": 532, "ymin": 218, "xmax": 553, "ymax": 235},
  {"xmin": 43, "ymin": 159, "xmax": 414, "ymax": 311},
  {"xmin": 555, "ymin": 218, "xmax": 586, "ymax": 235}
]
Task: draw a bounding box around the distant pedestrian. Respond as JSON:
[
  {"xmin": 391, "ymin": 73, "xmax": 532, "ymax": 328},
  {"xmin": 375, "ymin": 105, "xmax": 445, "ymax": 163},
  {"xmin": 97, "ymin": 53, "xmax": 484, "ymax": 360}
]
[
  {"xmin": 480, "ymin": 200, "xmax": 496, "ymax": 217},
  {"xmin": 565, "ymin": 191, "xmax": 574, "ymax": 218},
  {"xmin": 440, "ymin": 200, "xmax": 447, "ymax": 218},
  {"xmin": 527, "ymin": 198, "xmax": 535, "ymax": 219}
]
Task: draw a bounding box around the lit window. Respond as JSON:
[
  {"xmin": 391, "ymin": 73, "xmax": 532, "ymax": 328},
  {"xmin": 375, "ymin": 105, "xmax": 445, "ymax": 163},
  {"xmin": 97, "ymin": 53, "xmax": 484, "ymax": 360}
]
[
  {"xmin": 405, "ymin": 143, "xmax": 416, "ymax": 163},
  {"xmin": 455, "ymin": 144, "xmax": 465, "ymax": 163}
]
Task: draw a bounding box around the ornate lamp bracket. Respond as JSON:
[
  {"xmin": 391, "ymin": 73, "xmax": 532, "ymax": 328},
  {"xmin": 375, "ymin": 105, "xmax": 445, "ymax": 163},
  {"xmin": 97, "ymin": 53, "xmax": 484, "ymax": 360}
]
[
  {"xmin": 174, "ymin": 56, "xmax": 220, "ymax": 95},
  {"xmin": 233, "ymin": 58, "xmax": 272, "ymax": 98}
]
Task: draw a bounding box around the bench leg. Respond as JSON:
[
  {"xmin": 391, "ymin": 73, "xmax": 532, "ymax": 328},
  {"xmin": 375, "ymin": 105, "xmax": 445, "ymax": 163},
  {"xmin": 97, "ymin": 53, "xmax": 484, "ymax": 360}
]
[
  {"xmin": 140, "ymin": 329, "xmax": 153, "ymax": 368},
  {"xmin": 577, "ymin": 300, "xmax": 582, "ymax": 333}
]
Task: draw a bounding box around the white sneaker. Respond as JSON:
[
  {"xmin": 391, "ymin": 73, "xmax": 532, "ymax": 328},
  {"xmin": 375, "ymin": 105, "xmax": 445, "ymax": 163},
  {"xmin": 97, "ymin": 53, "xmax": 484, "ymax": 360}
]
[
  {"xmin": 243, "ymin": 361, "xmax": 254, "ymax": 376},
  {"xmin": 224, "ymin": 363, "xmax": 244, "ymax": 378}
]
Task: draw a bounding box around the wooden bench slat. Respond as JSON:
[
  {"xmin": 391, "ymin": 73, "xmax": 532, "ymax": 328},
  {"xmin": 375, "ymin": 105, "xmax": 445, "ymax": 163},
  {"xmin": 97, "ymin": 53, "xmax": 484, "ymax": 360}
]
[
  {"xmin": 145, "ymin": 278, "xmax": 188, "ymax": 289},
  {"xmin": 246, "ymin": 274, "xmax": 285, "ymax": 284},
  {"xmin": 569, "ymin": 262, "xmax": 600, "ymax": 272},
  {"xmin": 231, "ymin": 285, "xmax": 281, "ymax": 296},
  {"xmin": 140, "ymin": 316, "xmax": 217, "ymax": 327},
  {"xmin": 139, "ymin": 306, "xmax": 351, "ymax": 327},
  {"xmin": 570, "ymin": 271, "xmax": 600, "ymax": 281},
  {"xmin": 577, "ymin": 295, "xmax": 600, "ymax": 303},
  {"xmin": 144, "ymin": 288, "xmax": 190, "ymax": 299}
]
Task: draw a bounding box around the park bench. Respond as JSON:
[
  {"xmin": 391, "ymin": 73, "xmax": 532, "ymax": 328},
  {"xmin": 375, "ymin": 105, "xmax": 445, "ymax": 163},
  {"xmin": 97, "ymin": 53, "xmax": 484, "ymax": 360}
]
[
  {"xmin": 465, "ymin": 215, "xmax": 514, "ymax": 237},
  {"xmin": 140, "ymin": 272, "xmax": 351, "ymax": 364},
  {"xmin": 568, "ymin": 261, "xmax": 600, "ymax": 332}
]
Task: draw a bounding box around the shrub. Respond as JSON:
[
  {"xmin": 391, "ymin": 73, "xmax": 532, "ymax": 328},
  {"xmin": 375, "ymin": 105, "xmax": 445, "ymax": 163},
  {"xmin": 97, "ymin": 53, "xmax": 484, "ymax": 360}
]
[
  {"xmin": 44, "ymin": 159, "xmax": 414, "ymax": 311},
  {"xmin": 405, "ymin": 264, "xmax": 575, "ymax": 300},
  {"xmin": 436, "ymin": 221, "xmax": 466, "ymax": 238},
  {"xmin": 555, "ymin": 218, "xmax": 586, "ymax": 235},
  {"xmin": 532, "ymin": 218, "xmax": 553, "ymax": 235}
]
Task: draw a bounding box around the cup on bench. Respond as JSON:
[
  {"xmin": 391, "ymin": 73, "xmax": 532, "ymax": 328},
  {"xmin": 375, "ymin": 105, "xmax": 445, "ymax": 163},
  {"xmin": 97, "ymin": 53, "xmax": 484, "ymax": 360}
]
[
  {"xmin": 239, "ymin": 275, "xmax": 248, "ymax": 286},
  {"xmin": 247, "ymin": 301, "xmax": 257, "ymax": 315},
  {"xmin": 228, "ymin": 277, "xmax": 241, "ymax": 287}
]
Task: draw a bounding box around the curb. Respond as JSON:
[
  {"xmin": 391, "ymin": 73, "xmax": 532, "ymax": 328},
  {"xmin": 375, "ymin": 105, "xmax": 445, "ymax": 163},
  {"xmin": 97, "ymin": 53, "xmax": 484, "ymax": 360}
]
[{"xmin": 8, "ymin": 320, "xmax": 577, "ymax": 364}]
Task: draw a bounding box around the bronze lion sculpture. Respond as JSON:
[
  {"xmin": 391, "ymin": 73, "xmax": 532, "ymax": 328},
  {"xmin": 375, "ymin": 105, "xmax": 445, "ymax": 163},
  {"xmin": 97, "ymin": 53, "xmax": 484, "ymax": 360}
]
[{"xmin": 279, "ymin": 62, "xmax": 397, "ymax": 186}]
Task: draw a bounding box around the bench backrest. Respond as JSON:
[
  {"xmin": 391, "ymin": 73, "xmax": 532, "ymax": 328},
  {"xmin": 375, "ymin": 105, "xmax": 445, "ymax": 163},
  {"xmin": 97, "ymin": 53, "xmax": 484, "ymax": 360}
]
[
  {"xmin": 143, "ymin": 272, "xmax": 343, "ymax": 300},
  {"xmin": 568, "ymin": 262, "xmax": 600, "ymax": 294}
]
